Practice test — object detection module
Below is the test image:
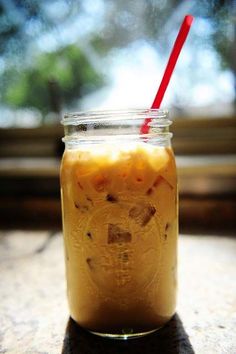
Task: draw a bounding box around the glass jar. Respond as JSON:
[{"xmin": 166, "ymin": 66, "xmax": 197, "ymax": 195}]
[{"xmin": 60, "ymin": 109, "xmax": 178, "ymax": 339}]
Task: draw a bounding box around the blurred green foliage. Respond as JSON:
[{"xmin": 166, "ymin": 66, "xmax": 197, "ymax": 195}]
[
  {"xmin": 0, "ymin": 0, "xmax": 234, "ymax": 120},
  {"xmin": 1, "ymin": 44, "xmax": 104, "ymax": 115}
]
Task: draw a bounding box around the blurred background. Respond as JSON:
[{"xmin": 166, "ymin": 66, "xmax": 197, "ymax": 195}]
[{"xmin": 0, "ymin": 0, "xmax": 235, "ymax": 234}]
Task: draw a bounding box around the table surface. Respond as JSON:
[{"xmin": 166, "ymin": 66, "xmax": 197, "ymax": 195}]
[{"xmin": 0, "ymin": 232, "xmax": 236, "ymax": 354}]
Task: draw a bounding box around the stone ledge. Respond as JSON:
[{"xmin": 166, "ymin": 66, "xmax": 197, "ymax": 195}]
[{"xmin": 0, "ymin": 232, "xmax": 236, "ymax": 353}]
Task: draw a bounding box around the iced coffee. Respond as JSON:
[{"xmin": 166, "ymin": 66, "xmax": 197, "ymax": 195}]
[{"xmin": 60, "ymin": 134, "xmax": 178, "ymax": 337}]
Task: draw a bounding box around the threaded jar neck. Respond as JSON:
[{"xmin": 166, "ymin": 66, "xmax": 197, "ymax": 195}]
[{"xmin": 62, "ymin": 109, "xmax": 172, "ymax": 148}]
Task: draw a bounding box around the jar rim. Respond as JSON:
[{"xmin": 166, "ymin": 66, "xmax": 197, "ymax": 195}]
[{"xmin": 62, "ymin": 108, "xmax": 169, "ymax": 126}]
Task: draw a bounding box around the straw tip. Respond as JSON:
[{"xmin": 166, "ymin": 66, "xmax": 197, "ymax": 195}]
[{"xmin": 185, "ymin": 15, "xmax": 194, "ymax": 26}]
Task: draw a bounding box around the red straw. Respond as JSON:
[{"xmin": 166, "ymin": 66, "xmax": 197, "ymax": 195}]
[{"xmin": 140, "ymin": 15, "xmax": 194, "ymax": 134}]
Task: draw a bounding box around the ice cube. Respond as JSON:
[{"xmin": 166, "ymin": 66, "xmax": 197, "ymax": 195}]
[
  {"xmin": 108, "ymin": 224, "xmax": 132, "ymax": 244},
  {"xmin": 129, "ymin": 203, "xmax": 156, "ymax": 227}
]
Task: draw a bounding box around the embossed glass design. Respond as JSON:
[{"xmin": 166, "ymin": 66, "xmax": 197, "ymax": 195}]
[{"xmin": 60, "ymin": 109, "xmax": 178, "ymax": 339}]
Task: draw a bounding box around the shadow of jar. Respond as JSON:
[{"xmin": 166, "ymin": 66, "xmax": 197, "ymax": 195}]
[{"xmin": 61, "ymin": 313, "xmax": 195, "ymax": 354}]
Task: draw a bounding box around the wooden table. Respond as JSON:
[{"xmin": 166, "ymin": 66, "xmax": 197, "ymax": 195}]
[{"xmin": 0, "ymin": 232, "xmax": 236, "ymax": 353}]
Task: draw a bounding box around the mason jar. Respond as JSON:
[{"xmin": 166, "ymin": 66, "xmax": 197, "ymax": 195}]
[{"xmin": 60, "ymin": 109, "xmax": 178, "ymax": 339}]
